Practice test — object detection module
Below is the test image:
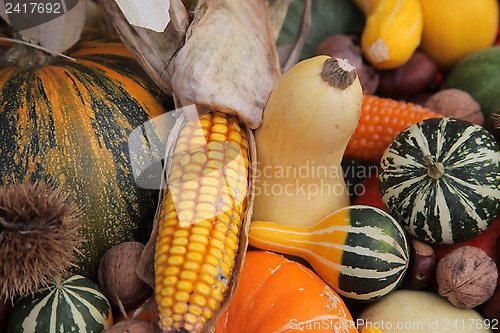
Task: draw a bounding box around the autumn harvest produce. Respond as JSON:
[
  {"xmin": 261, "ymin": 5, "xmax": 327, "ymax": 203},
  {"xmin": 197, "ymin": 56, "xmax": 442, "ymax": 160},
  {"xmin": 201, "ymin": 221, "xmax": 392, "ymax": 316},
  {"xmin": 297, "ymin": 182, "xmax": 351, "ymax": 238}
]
[
  {"xmin": 153, "ymin": 111, "xmax": 251, "ymax": 333},
  {"xmin": 0, "ymin": 29, "xmax": 168, "ymax": 279},
  {"xmin": 214, "ymin": 251, "xmax": 358, "ymax": 333},
  {"xmin": 0, "ymin": 180, "xmax": 82, "ymax": 302},
  {"xmin": 419, "ymin": 0, "xmax": 499, "ymax": 70},
  {"xmin": 344, "ymin": 95, "xmax": 443, "ymax": 162},
  {"xmin": 443, "ymin": 46, "xmax": 500, "ymax": 138},
  {"xmin": 4, "ymin": 0, "xmax": 500, "ymax": 332},
  {"xmin": 8, "ymin": 275, "xmax": 113, "ymax": 333},
  {"xmin": 249, "ymin": 205, "xmax": 410, "ymax": 301},
  {"xmin": 252, "ymin": 55, "xmax": 363, "ymax": 227},
  {"xmin": 354, "ymin": 0, "xmax": 423, "ymax": 69},
  {"xmin": 357, "ymin": 289, "xmax": 493, "ymax": 333},
  {"xmin": 379, "ymin": 118, "xmax": 500, "ymax": 244}
]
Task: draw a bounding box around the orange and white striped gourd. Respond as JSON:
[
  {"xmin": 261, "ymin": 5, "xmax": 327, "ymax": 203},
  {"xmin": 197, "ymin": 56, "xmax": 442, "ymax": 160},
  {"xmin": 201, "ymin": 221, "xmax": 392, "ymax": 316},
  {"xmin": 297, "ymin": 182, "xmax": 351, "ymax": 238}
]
[{"xmin": 249, "ymin": 205, "xmax": 410, "ymax": 301}]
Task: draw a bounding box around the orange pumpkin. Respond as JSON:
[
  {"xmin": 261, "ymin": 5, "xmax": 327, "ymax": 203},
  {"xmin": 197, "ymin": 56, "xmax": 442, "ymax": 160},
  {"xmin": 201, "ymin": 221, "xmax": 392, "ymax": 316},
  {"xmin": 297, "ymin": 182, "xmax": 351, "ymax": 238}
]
[{"xmin": 214, "ymin": 251, "xmax": 358, "ymax": 333}]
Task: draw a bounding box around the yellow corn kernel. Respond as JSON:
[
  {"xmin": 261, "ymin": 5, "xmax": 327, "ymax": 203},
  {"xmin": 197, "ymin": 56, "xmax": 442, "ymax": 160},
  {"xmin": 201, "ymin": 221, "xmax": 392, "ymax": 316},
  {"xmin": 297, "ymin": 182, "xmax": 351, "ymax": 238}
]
[
  {"xmin": 154, "ymin": 111, "xmax": 249, "ymax": 333},
  {"xmin": 189, "ymin": 234, "xmax": 209, "ymax": 245},
  {"xmin": 189, "ymin": 302, "xmax": 203, "ymax": 317},
  {"xmin": 174, "ymin": 291, "xmax": 190, "ymax": 303},
  {"xmin": 193, "ymin": 282, "xmax": 210, "ymax": 297}
]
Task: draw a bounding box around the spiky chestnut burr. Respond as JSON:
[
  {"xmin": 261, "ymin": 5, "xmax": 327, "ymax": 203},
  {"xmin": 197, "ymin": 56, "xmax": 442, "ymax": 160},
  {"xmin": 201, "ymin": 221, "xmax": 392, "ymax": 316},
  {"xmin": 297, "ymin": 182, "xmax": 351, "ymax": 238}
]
[{"xmin": 0, "ymin": 179, "xmax": 82, "ymax": 300}]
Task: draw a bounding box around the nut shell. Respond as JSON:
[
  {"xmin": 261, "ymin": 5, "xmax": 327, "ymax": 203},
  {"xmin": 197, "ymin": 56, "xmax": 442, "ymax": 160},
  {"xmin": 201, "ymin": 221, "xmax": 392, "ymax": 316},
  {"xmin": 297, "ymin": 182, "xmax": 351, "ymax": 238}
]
[
  {"xmin": 424, "ymin": 88, "xmax": 484, "ymax": 125},
  {"xmin": 436, "ymin": 246, "xmax": 497, "ymax": 308},
  {"xmin": 403, "ymin": 239, "xmax": 437, "ymax": 290},
  {"xmin": 98, "ymin": 242, "xmax": 152, "ymax": 311}
]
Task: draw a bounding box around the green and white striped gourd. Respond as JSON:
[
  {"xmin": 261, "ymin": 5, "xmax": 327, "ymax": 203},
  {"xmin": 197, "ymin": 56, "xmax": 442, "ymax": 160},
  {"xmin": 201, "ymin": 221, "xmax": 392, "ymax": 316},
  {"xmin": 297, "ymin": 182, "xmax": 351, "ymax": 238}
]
[
  {"xmin": 7, "ymin": 275, "xmax": 112, "ymax": 333},
  {"xmin": 248, "ymin": 205, "xmax": 410, "ymax": 301},
  {"xmin": 379, "ymin": 117, "xmax": 500, "ymax": 244}
]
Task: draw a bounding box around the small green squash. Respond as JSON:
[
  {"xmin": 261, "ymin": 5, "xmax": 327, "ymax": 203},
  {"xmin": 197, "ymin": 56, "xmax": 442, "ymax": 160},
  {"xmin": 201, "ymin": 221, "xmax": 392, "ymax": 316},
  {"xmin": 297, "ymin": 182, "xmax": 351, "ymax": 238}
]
[
  {"xmin": 249, "ymin": 205, "xmax": 410, "ymax": 301},
  {"xmin": 0, "ymin": 29, "xmax": 168, "ymax": 279},
  {"xmin": 7, "ymin": 275, "xmax": 112, "ymax": 333},
  {"xmin": 442, "ymin": 46, "xmax": 500, "ymax": 138},
  {"xmin": 379, "ymin": 117, "xmax": 500, "ymax": 245}
]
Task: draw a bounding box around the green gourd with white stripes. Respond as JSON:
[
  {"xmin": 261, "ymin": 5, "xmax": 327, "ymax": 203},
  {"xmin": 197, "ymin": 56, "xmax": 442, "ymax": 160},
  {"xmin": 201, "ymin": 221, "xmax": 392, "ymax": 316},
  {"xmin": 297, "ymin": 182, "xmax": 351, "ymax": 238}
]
[
  {"xmin": 379, "ymin": 117, "xmax": 500, "ymax": 245},
  {"xmin": 249, "ymin": 205, "xmax": 410, "ymax": 302},
  {"xmin": 8, "ymin": 275, "xmax": 112, "ymax": 333}
]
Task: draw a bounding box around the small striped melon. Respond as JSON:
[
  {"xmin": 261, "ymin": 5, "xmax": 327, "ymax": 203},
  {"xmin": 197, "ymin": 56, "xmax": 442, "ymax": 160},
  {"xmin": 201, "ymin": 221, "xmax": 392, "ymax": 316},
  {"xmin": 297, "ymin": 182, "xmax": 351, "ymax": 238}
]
[
  {"xmin": 7, "ymin": 275, "xmax": 112, "ymax": 333},
  {"xmin": 379, "ymin": 117, "xmax": 500, "ymax": 244},
  {"xmin": 249, "ymin": 205, "xmax": 410, "ymax": 301}
]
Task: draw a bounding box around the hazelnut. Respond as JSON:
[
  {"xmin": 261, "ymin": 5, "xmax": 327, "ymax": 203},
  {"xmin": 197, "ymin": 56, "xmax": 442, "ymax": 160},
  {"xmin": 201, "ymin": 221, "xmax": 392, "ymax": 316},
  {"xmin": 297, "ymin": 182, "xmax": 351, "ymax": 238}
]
[
  {"xmin": 424, "ymin": 89, "xmax": 484, "ymax": 126},
  {"xmin": 98, "ymin": 242, "xmax": 152, "ymax": 311},
  {"xmin": 403, "ymin": 239, "xmax": 437, "ymax": 290},
  {"xmin": 436, "ymin": 246, "xmax": 498, "ymax": 309}
]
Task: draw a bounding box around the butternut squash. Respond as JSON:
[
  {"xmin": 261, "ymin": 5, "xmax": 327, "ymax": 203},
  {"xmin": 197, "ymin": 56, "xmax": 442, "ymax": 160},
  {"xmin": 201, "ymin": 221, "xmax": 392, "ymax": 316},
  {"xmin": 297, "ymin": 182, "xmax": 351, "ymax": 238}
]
[
  {"xmin": 418, "ymin": 0, "xmax": 499, "ymax": 70},
  {"xmin": 252, "ymin": 56, "xmax": 363, "ymax": 227},
  {"xmin": 356, "ymin": 0, "xmax": 423, "ymax": 69}
]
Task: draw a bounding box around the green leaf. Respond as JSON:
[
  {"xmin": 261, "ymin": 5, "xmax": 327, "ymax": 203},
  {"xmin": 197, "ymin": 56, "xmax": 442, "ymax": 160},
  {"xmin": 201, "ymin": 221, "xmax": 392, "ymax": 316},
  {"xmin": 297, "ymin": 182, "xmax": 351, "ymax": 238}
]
[{"xmin": 276, "ymin": 0, "xmax": 365, "ymax": 60}]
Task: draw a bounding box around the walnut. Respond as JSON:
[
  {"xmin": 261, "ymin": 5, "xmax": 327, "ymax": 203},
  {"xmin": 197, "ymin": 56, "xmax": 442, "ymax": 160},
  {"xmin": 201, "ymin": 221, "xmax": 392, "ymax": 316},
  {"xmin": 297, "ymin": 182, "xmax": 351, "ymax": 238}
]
[
  {"xmin": 424, "ymin": 89, "xmax": 484, "ymax": 125},
  {"xmin": 98, "ymin": 242, "xmax": 152, "ymax": 311},
  {"xmin": 436, "ymin": 246, "xmax": 498, "ymax": 309}
]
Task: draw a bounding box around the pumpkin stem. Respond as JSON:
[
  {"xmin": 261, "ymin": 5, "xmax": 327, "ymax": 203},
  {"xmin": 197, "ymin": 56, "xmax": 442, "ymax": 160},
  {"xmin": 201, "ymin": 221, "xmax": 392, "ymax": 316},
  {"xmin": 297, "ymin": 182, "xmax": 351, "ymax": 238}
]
[
  {"xmin": 423, "ymin": 155, "xmax": 444, "ymax": 179},
  {"xmin": 320, "ymin": 57, "xmax": 357, "ymax": 90}
]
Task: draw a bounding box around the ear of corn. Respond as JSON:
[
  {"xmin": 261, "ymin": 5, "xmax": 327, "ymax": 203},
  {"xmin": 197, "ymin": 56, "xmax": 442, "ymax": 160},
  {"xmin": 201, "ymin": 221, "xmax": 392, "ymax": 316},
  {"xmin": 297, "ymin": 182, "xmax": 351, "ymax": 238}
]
[
  {"xmin": 154, "ymin": 111, "xmax": 249, "ymax": 333},
  {"xmin": 345, "ymin": 95, "xmax": 443, "ymax": 162}
]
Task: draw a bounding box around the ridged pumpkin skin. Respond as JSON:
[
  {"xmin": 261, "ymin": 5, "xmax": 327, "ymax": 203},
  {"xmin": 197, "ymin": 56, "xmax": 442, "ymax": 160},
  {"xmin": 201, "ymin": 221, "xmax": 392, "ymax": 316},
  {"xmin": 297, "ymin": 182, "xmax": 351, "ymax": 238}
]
[
  {"xmin": 0, "ymin": 31, "xmax": 167, "ymax": 279},
  {"xmin": 379, "ymin": 118, "xmax": 500, "ymax": 244},
  {"xmin": 214, "ymin": 251, "xmax": 358, "ymax": 333},
  {"xmin": 7, "ymin": 275, "xmax": 113, "ymax": 333}
]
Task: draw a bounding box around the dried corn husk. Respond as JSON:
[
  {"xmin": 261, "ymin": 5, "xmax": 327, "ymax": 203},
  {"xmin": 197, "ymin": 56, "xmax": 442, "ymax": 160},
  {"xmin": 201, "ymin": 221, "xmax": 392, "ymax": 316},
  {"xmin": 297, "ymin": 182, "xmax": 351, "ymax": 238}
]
[
  {"xmin": 0, "ymin": 0, "xmax": 86, "ymax": 53},
  {"xmin": 170, "ymin": 0, "xmax": 281, "ymax": 128},
  {"xmin": 134, "ymin": 104, "xmax": 257, "ymax": 333},
  {"xmin": 113, "ymin": 0, "xmax": 170, "ymax": 32},
  {"xmin": 100, "ymin": 0, "xmax": 282, "ymax": 129},
  {"xmin": 99, "ymin": 0, "xmax": 189, "ymax": 94}
]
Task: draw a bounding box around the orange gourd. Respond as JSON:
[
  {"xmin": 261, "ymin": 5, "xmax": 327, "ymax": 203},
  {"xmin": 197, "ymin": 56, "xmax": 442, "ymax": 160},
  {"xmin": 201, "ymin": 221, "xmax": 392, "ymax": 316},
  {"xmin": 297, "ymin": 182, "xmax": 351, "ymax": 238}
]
[{"xmin": 214, "ymin": 251, "xmax": 358, "ymax": 333}]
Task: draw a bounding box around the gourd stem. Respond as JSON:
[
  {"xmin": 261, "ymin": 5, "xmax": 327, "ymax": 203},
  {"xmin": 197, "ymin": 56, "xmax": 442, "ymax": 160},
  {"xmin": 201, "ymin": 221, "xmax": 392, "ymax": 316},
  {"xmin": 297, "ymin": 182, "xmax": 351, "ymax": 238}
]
[
  {"xmin": 423, "ymin": 155, "xmax": 444, "ymax": 180},
  {"xmin": 320, "ymin": 57, "xmax": 357, "ymax": 90}
]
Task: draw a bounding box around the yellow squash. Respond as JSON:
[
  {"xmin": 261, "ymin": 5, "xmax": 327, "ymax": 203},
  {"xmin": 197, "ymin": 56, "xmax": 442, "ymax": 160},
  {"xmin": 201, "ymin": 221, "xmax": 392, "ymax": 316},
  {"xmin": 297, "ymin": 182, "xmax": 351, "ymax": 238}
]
[
  {"xmin": 419, "ymin": 0, "xmax": 499, "ymax": 70},
  {"xmin": 356, "ymin": 0, "xmax": 423, "ymax": 69}
]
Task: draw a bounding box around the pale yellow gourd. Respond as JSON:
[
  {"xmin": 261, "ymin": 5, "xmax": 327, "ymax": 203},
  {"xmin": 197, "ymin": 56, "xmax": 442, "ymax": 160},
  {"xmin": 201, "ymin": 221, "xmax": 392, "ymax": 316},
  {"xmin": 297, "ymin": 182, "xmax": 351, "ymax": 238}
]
[
  {"xmin": 252, "ymin": 56, "xmax": 363, "ymax": 227},
  {"xmin": 419, "ymin": 0, "xmax": 499, "ymax": 70},
  {"xmin": 356, "ymin": 0, "xmax": 423, "ymax": 69}
]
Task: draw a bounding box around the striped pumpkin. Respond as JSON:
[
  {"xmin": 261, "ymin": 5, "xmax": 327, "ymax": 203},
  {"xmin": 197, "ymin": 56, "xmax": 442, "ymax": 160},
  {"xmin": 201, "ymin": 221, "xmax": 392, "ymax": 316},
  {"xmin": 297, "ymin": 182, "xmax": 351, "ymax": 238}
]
[
  {"xmin": 0, "ymin": 29, "xmax": 168, "ymax": 279},
  {"xmin": 249, "ymin": 205, "xmax": 410, "ymax": 301},
  {"xmin": 7, "ymin": 275, "xmax": 112, "ymax": 333},
  {"xmin": 379, "ymin": 117, "xmax": 500, "ymax": 245}
]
